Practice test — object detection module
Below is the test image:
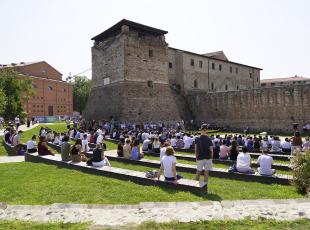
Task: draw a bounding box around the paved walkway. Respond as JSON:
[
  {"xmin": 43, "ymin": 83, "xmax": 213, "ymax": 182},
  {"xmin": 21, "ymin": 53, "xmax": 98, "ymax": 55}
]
[
  {"xmin": 0, "ymin": 156, "xmax": 24, "ymax": 164},
  {"xmin": 0, "ymin": 199, "xmax": 309, "ymax": 227},
  {"xmin": 0, "ymin": 123, "xmax": 40, "ymax": 136}
]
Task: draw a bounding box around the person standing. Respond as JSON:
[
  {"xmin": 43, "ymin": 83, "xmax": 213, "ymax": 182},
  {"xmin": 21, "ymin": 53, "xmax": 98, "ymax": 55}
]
[
  {"xmin": 15, "ymin": 115, "xmax": 20, "ymax": 131},
  {"xmin": 195, "ymin": 124, "xmax": 213, "ymax": 184}
]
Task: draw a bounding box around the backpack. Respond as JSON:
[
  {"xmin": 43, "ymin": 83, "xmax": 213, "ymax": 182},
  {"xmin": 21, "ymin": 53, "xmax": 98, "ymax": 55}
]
[
  {"xmin": 86, "ymin": 157, "xmax": 93, "ymax": 166},
  {"xmin": 145, "ymin": 170, "xmax": 158, "ymax": 178}
]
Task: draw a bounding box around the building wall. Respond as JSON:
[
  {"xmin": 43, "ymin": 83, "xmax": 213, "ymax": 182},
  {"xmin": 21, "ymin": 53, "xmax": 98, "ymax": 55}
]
[
  {"xmin": 91, "ymin": 33, "xmax": 125, "ymax": 89},
  {"xmin": 167, "ymin": 48, "xmax": 260, "ymax": 94},
  {"xmin": 187, "ymin": 84, "xmax": 310, "ymax": 132},
  {"xmin": 23, "ymin": 76, "xmax": 73, "ymax": 118},
  {"xmin": 13, "ymin": 61, "xmax": 73, "ymax": 118}
]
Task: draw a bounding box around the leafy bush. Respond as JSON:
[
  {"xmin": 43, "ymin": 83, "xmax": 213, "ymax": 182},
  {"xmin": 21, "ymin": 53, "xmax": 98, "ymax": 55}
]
[{"xmin": 291, "ymin": 149, "xmax": 310, "ymax": 195}]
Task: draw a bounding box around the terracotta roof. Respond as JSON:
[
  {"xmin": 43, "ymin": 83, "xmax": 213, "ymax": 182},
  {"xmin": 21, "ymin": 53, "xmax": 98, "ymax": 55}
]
[
  {"xmin": 261, "ymin": 76, "xmax": 310, "ymax": 83},
  {"xmin": 0, "ymin": 61, "xmax": 41, "ymax": 68},
  {"xmin": 92, "ymin": 19, "xmax": 167, "ymax": 42}
]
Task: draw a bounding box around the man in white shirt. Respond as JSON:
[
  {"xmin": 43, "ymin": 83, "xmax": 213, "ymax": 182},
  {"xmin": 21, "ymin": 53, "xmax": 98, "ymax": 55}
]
[
  {"xmin": 281, "ymin": 138, "xmax": 291, "ymax": 153},
  {"xmin": 257, "ymin": 152, "xmax": 275, "ymax": 176},
  {"xmin": 236, "ymin": 147, "xmax": 252, "ymax": 173},
  {"xmin": 96, "ymin": 133, "xmax": 104, "ymax": 145},
  {"xmin": 183, "ymin": 134, "xmax": 193, "ymax": 149},
  {"xmin": 142, "ymin": 138, "xmax": 151, "ymax": 151}
]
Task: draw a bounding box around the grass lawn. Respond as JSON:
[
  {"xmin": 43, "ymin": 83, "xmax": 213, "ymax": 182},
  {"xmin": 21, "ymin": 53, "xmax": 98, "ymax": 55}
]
[
  {"xmin": 0, "ymin": 162, "xmax": 302, "ymax": 205},
  {"xmin": 133, "ymin": 219, "xmax": 310, "ymax": 230},
  {"xmin": 1, "ymin": 219, "xmax": 310, "ymax": 230},
  {"xmin": 0, "ymin": 220, "xmax": 88, "ymax": 230}
]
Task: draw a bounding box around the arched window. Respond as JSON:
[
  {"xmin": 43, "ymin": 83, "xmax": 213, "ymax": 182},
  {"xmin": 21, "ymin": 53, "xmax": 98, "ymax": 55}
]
[
  {"xmin": 225, "ymin": 85, "xmax": 228, "ymax": 91},
  {"xmin": 211, "ymin": 82, "xmax": 214, "ymax": 90}
]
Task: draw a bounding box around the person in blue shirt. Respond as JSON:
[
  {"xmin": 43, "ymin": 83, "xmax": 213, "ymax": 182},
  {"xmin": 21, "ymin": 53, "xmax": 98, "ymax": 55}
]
[{"xmin": 131, "ymin": 139, "xmax": 144, "ymax": 160}]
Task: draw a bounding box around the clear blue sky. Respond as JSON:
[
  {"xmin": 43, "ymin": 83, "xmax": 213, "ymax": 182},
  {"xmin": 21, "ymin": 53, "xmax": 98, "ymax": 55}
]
[{"xmin": 1, "ymin": 0, "xmax": 309, "ymax": 80}]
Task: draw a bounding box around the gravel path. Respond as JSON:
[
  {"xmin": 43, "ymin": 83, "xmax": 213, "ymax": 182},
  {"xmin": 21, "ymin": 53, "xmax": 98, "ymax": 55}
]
[{"xmin": 0, "ymin": 199, "xmax": 309, "ymax": 227}]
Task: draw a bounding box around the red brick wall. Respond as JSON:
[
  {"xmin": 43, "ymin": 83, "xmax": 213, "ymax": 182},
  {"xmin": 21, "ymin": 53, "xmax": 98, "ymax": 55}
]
[{"xmin": 14, "ymin": 62, "xmax": 73, "ymax": 118}]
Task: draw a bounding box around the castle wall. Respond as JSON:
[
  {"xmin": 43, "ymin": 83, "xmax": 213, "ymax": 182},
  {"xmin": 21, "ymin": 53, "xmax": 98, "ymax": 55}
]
[
  {"xmin": 187, "ymin": 84, "xmax": 310, "ymax": 132},
  {"xmin": 91, "ymin": 34, "xmax": 125, "ymax": 89}
]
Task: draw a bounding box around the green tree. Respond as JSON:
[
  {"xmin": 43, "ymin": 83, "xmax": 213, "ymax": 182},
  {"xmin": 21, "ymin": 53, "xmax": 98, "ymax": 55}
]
[
  {"xmin": 0, "ymin": 88, "xmax": 7, "ymax": 116},
  {"xmin": 0, "ymin": 68, "xmax": 34, "ymax": 120},
  {"xmin": 73, "ymin": 76, "xmax": 92, "ymax": 114}
]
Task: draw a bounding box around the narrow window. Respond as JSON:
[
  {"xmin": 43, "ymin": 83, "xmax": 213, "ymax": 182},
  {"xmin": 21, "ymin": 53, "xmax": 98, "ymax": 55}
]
[
  {"xmin": 211, "ymin": 82, "xmax": 214, "ymax": 90},
  {"xmin": 149, "ymin": 50, "xmax": 153, "ymax": 57},
  {"xmin": 237, "ymin": 85, "xmax": 239, "ymax": 90},
  {"xmin": 199, "ymin": 60, "xmax": 203, "ymax": 68},
  {"xmin": 147, "ymin": 80, "xmax": 153, "ymax": 88},
  {"xmin": 194, "ymin": 80, "xmax": 198, "ymax": 88},
  {"xmin": 190, "ymin": 59, "xmax": 194, "ymax": 66},
  {"xmin": 219, "ymin": 64, "xmax": 222, "ymax": 71},
  {"xmin": 256, "ymin": 77, "xmax": 259, "ymax": 82},
  {"xmin": 212, "ymin": 63, "xmax": 215, "ymax": 70},
  {"xmin": 250, "ymin": 73, "xmax": 252, "ymax": 78},
  {"xmin": 230, "ymin": 66, "xmax": 232, "ymax": 73},
  {"xmin": 169, "ymin": 62, "xmax": 173, "ymax": 68},
  {"xmin": 225, "ymin": 85, "xmax": 228, "ymax": 91},
  {"xmin": 235, "ymin": 67, "xmax": 238, "ymax": 74}
]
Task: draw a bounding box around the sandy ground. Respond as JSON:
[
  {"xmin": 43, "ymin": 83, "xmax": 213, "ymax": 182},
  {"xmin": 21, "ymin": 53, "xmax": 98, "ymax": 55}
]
[{"xmin": 0, "ymin": 199, "xmax": 309, "ymax": 227}]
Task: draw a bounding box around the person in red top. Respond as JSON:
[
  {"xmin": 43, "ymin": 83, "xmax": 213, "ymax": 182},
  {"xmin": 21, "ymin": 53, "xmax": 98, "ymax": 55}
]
[
  {"xmin": 89, "ymin": 130, "xmax": 95, "ymax": 144},
  {"xmin": 38, "ymin": 136, "xmax": 54, "ymax": 156}
]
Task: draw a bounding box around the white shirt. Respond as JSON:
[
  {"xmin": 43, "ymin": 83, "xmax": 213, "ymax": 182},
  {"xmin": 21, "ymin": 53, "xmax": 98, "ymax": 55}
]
[
  {"xmin": 257, "ymin": 154, "xmax": 273, "ymax": 175},
  {"xmin": 160, "ymin": 147, "xmax": 167, "ymax": 162},
  {"xmin": 271, "ymin": 140, "xmax": 282, "ymax": 151},
  {"xmin": 170, "ymin": 138, "xmax": 177, "ymax": 147},
  {"xmin": 15, "ymin": 117, "xmax": 20, "ymax": 124},
  {"xmin": 96, "ymin": 129, "xmax": 103, "ymax": 136},
  {"xmin": 53, "ymin": 136, "xmax": 60, "ymax": 145},
  {"xmin": 183, "ymin": 137, "xmax": 193, "ymax": 149},
  {"xmin": 96, "ymin": 134, "xmax": 103, "ymax": 145},
  {"xmin": 82, "ymin": 139, "xmax": 89, "ymax": 152},
  {"xmin": 141, "ymin": 132, "xmax": 149, "ymax": 141},
  {"xmin": 281, "ymin": 141, "xmax": 291, "ymax": 150},
  {"xmin": 162, "ymin": 155, "xmax": 176, "ymax": 178},
  {"xmin": 237, "ymin": 153, "xmax": 251, "ymax": 170},
  {"xmin": 26, "ymin": 140, "xmax": 36, "ymax": 150},
  {"xmin": 142, "ymin": 139, "xmax": 151, "ymax": 151}
]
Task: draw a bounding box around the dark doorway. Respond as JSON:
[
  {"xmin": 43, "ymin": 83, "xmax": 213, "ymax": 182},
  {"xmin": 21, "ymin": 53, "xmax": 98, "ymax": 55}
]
[{"xmin": 48, "ymin": 106, "xmax": 53, "ymax": 116}]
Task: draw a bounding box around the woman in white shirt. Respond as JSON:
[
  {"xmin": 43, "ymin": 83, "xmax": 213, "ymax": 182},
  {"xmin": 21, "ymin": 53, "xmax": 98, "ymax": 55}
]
[
  {"xmin": 153, "ymin": 137, "xmax": 161, "ymax": 153},
  {"xmin": 27, "ymin": 135, "xmax": 37, "ymax": 153},
  {"xmin": 157, "ymin": 147, "xmax": 182, "ymax": 184},
  {"xmin": 236, "ymin": 147, "xmax": 252, "ymax": 173}
]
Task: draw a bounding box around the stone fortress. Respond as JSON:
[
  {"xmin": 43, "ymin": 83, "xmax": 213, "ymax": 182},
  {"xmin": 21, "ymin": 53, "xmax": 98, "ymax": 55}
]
[{"xmin": 84, "ymin": 19, "xmax": 310, "ymax": 132}]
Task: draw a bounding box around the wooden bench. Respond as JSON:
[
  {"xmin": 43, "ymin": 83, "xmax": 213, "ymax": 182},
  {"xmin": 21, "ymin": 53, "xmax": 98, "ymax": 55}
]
[
  {"xmin": 46, "ymin": 142, "xmax": 291, "ymax": 185},
  {"xmin": 24, "ymin": 153, "xmax": 207, "ymax": 195}
]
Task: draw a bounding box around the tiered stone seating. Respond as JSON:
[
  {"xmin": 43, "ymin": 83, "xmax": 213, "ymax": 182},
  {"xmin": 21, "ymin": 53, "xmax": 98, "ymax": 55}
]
[
  {"xmin": 46, "ymin": 142, "xmax": 291, "ymax": 185},
  {"xmin": 24, "ymin": 152, "xmax": 207, "ymax": 194}
]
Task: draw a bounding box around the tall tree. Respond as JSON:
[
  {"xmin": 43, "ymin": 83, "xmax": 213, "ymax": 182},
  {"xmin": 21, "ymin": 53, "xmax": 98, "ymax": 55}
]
[
  {"xmin": 0, "ymin": 88, "xmax": 7, "ymax": 116},
  {"xmin": 73, "ymin": 76, "xmax": 92, "ymax": 114},
  {"xmin": 0, "ymin": 68, "xmax": 34, "ymax": 120}
]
